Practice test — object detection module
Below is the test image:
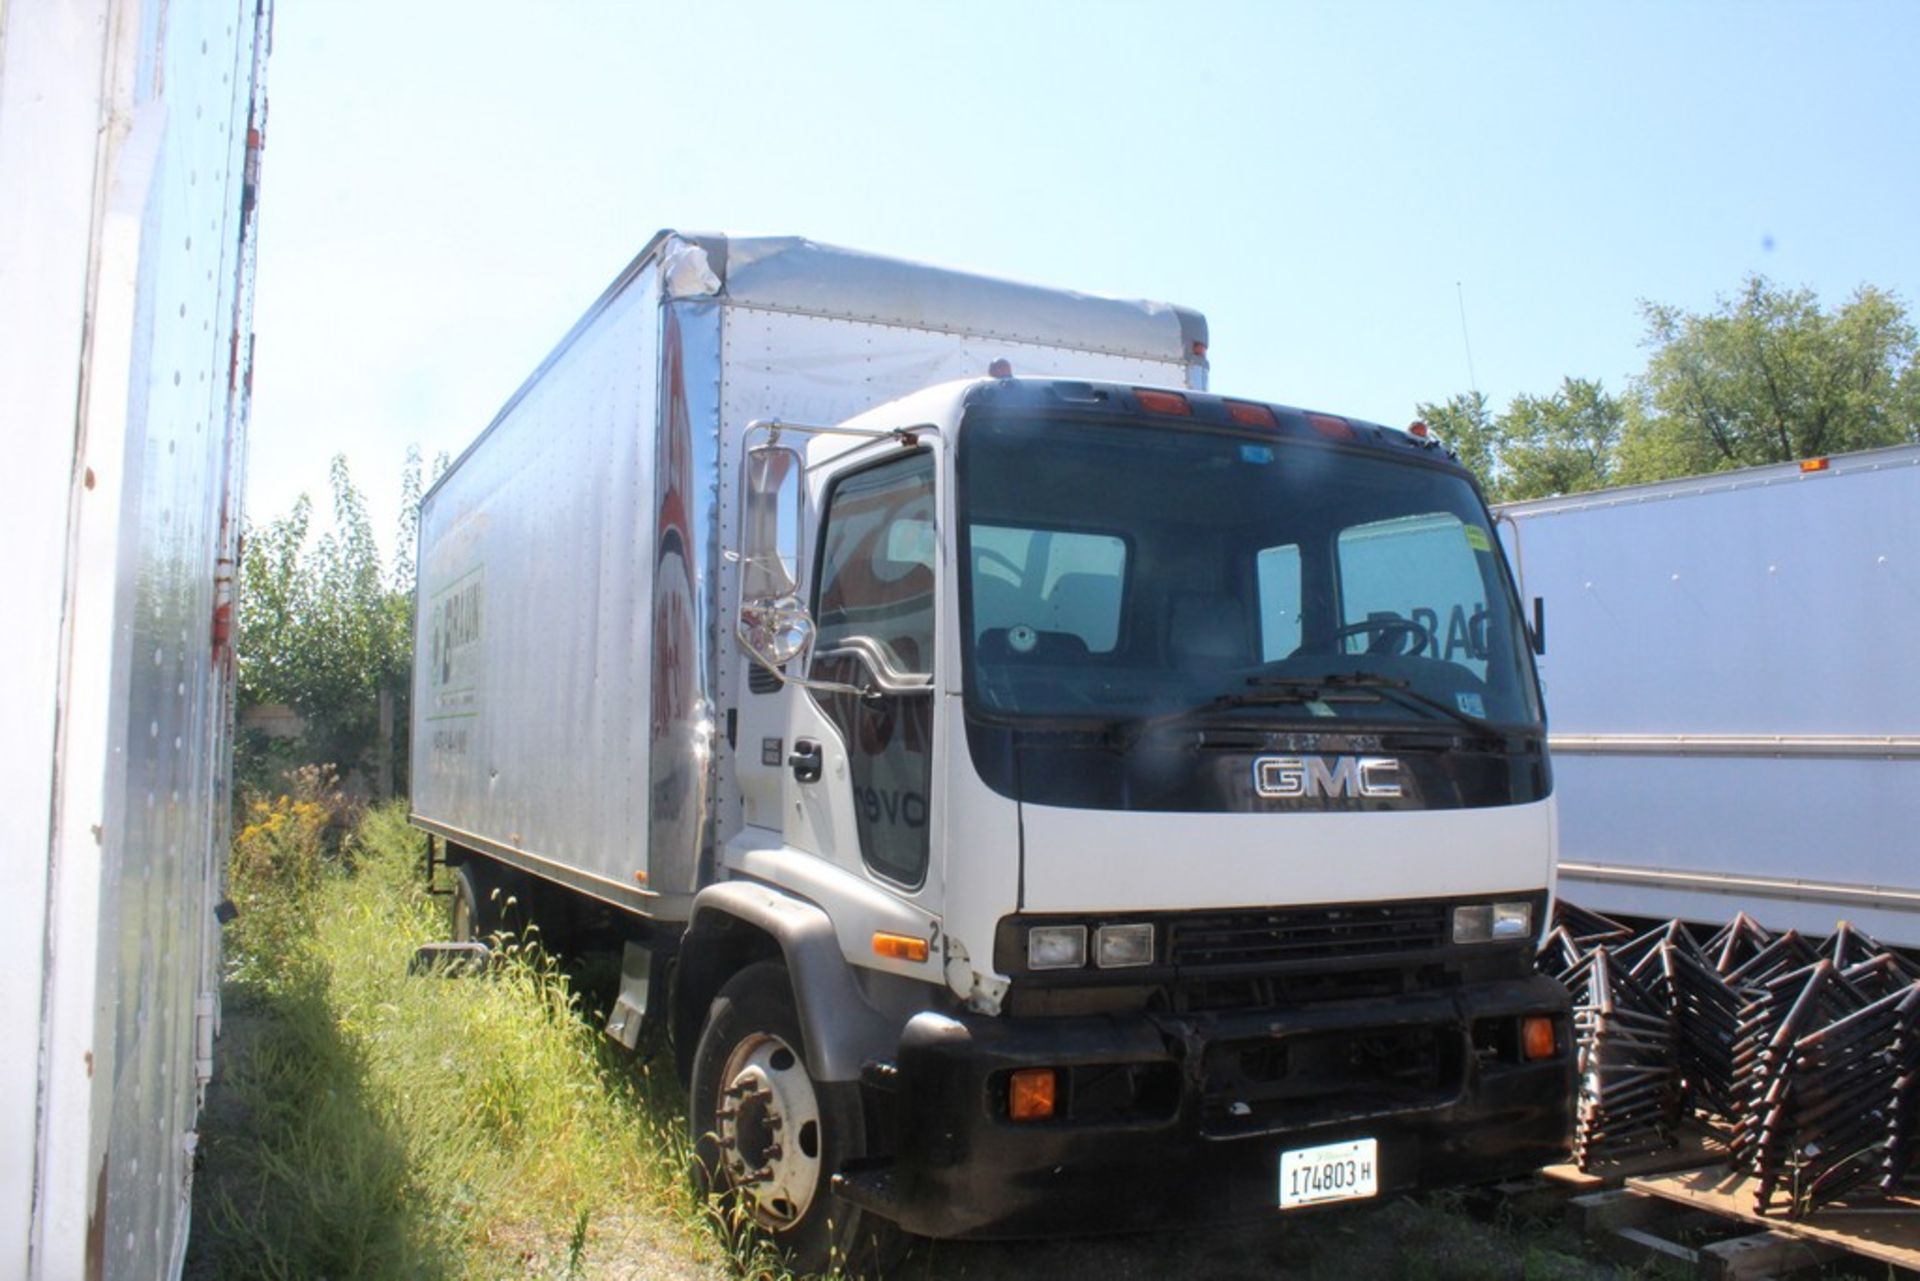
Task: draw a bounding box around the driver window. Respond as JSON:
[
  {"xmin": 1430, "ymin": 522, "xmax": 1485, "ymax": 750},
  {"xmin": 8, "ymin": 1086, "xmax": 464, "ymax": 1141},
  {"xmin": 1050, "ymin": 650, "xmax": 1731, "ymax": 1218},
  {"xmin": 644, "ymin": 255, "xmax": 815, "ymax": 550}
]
[{"xmin": 814, "ymin": 452, "xmax": 936, "ymax": 675}]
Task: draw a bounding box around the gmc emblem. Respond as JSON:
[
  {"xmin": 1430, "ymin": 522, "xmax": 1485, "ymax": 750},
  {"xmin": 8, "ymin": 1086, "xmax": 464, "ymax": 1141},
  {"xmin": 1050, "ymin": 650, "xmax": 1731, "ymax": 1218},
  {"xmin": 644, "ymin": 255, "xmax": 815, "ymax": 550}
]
[{"xmin": 1253, "ymin": 755, "xmax": 1403, "ymax": 800}]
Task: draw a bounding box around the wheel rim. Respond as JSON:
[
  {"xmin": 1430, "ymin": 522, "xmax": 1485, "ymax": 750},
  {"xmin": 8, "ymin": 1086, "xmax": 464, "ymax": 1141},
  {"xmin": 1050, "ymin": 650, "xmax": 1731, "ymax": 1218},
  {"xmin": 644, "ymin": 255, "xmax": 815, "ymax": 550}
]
[{"xmin": 714, "ymin": 1031, "xmax": 823, "ymax": 1228}]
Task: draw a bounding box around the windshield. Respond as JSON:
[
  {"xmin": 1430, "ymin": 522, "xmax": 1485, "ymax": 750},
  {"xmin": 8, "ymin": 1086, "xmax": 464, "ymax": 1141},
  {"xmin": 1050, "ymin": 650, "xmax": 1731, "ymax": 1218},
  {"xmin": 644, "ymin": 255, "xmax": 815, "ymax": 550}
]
[{"xmin": 957, "ymin": 412, "xmax": 1544, "ymax": 731}]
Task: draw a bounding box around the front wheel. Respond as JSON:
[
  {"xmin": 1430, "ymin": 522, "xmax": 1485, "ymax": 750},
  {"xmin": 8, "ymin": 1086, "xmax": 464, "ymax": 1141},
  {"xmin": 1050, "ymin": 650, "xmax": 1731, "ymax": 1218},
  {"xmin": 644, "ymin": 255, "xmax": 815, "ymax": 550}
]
[{"xmin": 690, "ymin": 961, "xmax": 892, "ymax": 1274}]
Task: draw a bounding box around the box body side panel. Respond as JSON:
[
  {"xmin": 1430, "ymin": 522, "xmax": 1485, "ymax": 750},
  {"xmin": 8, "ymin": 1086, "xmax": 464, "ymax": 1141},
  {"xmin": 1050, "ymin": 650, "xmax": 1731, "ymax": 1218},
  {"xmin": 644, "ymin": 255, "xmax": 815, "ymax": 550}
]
[
  {"xmin": 412, "ymin": 269, "xmax": 665, "ymax": 903},
  {"xmin": 1504, "ymin": 452, "xmax": 1920, "ymax": 941},
  {"xmin": 6, "ymin": 1, "xmax": 265, "ymax": 1277}
]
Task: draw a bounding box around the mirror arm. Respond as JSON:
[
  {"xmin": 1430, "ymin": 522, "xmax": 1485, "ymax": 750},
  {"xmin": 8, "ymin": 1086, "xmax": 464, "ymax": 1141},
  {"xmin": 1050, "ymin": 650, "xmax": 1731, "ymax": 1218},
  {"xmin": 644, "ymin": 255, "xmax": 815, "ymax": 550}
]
[{"xmin": 743, "ymin": 647, "xmax": 876, "ymax": 701}]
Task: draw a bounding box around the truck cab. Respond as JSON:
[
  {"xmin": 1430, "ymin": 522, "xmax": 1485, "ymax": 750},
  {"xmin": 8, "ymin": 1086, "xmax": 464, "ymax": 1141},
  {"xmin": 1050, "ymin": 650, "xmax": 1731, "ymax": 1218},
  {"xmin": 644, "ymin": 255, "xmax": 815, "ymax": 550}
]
[{"xmin": 695, "ymin": 374, "xmax": 1572, "ymax": 1255}]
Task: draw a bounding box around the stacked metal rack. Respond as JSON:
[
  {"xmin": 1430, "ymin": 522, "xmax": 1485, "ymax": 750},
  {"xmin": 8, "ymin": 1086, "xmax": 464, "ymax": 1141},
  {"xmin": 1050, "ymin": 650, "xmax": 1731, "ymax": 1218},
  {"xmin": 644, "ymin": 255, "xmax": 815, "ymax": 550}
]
[{"xmin": 1541, "ymin": 903, "xmax": 1920, "ymax": 1218}]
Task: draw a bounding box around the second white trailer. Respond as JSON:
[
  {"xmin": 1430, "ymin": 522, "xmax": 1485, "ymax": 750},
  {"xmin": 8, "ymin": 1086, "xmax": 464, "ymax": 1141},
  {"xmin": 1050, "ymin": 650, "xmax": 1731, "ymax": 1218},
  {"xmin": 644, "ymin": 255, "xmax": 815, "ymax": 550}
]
[{"xmin": 1501, "ymin": 445, "xmax": 1920, "ymax": 945}]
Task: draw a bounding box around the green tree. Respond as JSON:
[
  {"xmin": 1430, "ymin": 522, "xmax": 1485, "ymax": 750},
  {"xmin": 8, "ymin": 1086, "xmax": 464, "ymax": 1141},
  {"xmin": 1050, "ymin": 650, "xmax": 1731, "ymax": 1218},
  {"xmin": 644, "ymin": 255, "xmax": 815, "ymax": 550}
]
[
  {"xmin": 1496, "ymin": 377, "xmax": 1624, "ymax": 500},
  {"xmin": 237, "ymin": 452, "xmax": 420, "ymax": 797},
  {"xmin": 1619, "ymin": 276, "xmax": 1920, "ymax": 482},
  {"xmin": 1414, "ymin": 390, "xmax": 1507, "ymax": 497}
]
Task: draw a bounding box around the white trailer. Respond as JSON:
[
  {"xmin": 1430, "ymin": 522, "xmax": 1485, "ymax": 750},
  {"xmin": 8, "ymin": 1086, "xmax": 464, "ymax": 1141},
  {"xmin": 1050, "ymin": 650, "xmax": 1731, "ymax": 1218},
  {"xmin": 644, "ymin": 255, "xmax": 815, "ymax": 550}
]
[
  {"xmin": 414, "ymin": 232, "xmax": 1572, "ymax": 1267},
  {"xmin": 0, "ymin": 2, "xmax": 270, "ymax": 1277},
  {"xmin": 1500, "ymin": 445, "xmax": 1920, "ymax": 945}
]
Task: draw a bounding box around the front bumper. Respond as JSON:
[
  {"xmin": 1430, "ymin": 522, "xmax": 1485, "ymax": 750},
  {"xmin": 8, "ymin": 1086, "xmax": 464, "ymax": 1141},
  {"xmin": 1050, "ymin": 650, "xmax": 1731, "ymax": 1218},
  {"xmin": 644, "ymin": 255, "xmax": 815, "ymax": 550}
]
[{"xmin": 834, "ymin": 974, "xmax": 1573, "ymax": 1240}]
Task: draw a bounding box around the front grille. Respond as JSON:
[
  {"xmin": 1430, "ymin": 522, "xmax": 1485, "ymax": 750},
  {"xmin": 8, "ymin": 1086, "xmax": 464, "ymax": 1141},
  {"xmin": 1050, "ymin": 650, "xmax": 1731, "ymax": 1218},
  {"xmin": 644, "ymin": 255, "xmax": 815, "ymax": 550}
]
[{"xmin": 1169, "ymin": 902, "xmax": 1449, "ymax": 971}]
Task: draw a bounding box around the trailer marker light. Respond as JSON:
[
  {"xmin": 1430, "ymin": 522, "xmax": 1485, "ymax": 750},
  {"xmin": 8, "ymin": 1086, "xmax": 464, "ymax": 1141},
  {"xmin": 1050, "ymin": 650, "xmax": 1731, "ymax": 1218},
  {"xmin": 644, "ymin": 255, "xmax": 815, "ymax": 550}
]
[
  {"xmin": 1800, "ymin": 457, "xmax": 1830, "ymax": 473},
  {"xmin": 1134, "ymin": 389, "xmax": 1192, "ymax": 416},
  {"xmin": 1521, "ymin": 1017, "xmax": 1557, "ymax": 1061},
  {"xmin": 1226, "ymin": 401, "xmax": 1279, "ymax": 429},
  {"xmin": 1307, "ymin": 413, "xmax": 1355, "ymax": 440},
  {"xmin": 1008, "ymin": 1068, "xmax": 1057, "ymax": 1121},
  {"xmin": 872, "ymin": 932, "xmax": 930, "ymax": 964}
]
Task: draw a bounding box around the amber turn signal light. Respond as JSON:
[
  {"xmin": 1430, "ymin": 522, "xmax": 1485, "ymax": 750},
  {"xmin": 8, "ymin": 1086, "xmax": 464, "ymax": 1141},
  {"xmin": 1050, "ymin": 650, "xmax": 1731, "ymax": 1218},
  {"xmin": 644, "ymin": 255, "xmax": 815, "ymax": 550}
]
[
  {"xmin": 872, "ymin": 932, "xmax": 929, "ymax": 964},
  {"xmin": 1008, "ymin": 1068, "xmax": 1057, "ymax": 1121},
  {"xmin": 1521, "ymin": 1016, "xmax": 1556, "ymax": 1061}
]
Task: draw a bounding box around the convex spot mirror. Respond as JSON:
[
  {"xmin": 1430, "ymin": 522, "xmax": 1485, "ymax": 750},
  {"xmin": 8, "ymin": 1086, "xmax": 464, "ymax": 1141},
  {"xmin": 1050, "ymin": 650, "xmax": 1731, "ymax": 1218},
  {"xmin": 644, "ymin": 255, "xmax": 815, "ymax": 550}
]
[{"xmin": 740, "ymin": 594, "xmax": 814, "ymax": 669}]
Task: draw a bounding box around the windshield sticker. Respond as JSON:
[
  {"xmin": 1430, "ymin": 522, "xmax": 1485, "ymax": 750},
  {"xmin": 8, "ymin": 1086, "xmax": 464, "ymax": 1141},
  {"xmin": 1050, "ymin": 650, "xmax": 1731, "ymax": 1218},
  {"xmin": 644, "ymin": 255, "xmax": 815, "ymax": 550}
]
[
  {"xmin": 1239, "ymin": 444, "xmax": 1275, "ymax": 465},
  {"xmin": 1456, "ymin": 692, "xmax": 1486, "ymax": 718},
  {"xmin": 1463, "ymin": 525, "xmax": 1492, "ymax": 553}
]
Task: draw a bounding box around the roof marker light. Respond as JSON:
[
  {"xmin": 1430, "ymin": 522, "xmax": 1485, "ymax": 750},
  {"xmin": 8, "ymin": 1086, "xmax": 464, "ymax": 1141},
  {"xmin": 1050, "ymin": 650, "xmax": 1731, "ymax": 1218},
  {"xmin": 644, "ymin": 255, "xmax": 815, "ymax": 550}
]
[
  {"xmin": 988, "ymin": 359, "xmax": 1013, "ymax": 378},
  {"xmin": 1134, "ymin": 389, "xmax": 1192, "ymax": 416},
  {"xmin": 1226, "ymin": 401, "xmax": 1279, "ymax": 429},
  {"xmin": 1307, "ymin": 413, "xmax": 1355, "ymax": 441},
  {"xmin": 1409, "ymin": 420, "xmax": 1430, "ymax": 439},
  {"xmin": 1800, "ymin": 457, "xmax": 1830, "ymax": 473}
]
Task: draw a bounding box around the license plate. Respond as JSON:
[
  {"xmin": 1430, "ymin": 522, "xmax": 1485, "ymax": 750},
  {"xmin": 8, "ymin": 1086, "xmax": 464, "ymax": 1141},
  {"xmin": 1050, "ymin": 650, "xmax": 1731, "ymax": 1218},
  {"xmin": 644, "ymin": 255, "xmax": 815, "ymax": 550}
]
[{"xmin": 1279, "ymin": 1137, "xmax": 1378, "ymax": 1208}]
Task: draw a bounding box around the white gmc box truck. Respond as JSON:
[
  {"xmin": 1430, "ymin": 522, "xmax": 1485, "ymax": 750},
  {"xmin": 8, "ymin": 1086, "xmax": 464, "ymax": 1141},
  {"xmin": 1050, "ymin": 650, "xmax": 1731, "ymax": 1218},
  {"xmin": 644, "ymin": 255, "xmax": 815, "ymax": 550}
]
[
  {"xmin": 410, "ymin": 231, "xmax": 1572, "ymax": 1266},
  {"xmin": 1500, "ymin": 445, "xmax": 1920, "ymax": 947},
  {"xmin": 1, "ymin": 1, "xmax": 270, "ymax": 1277}
]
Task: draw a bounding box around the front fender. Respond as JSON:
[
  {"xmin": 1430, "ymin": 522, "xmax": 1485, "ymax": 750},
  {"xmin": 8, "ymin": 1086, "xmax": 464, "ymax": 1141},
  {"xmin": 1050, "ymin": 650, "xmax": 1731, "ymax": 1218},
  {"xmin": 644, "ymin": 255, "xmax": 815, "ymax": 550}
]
[{"xmin": 680, "ymin": 880, "xmax": 903, "ymax": 1083}]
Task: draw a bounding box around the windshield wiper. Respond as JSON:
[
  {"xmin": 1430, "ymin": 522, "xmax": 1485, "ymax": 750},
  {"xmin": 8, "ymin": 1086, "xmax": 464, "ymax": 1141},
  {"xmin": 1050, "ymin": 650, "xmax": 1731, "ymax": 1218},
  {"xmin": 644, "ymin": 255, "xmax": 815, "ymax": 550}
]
[
  {"xmin": 1255, "ymin": 672, "xmax": 1505, "ymax": 739},
  {"xmin": 1108, "ymin": 678, "xmax": 1386, "ymax": 745}
]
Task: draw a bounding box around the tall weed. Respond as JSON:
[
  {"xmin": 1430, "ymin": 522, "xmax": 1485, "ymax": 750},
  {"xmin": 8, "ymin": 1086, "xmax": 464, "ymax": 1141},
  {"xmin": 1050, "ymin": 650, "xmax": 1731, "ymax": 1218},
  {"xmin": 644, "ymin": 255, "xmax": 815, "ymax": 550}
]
[{"xmin": 196, "ymin": 799, "xmax": 728, "ymax": 1279}]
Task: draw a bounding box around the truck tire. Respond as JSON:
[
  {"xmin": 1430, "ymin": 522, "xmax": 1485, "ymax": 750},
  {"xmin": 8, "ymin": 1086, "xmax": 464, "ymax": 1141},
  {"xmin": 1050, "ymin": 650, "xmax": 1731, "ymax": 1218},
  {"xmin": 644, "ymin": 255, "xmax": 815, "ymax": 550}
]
[
  {"xmin": 449, "ymin": 861, "xmax": 502, "ymax": 944},
  {"xmin": 690, "ymin": 961, "xmax": 893, "ymax": 1274}
]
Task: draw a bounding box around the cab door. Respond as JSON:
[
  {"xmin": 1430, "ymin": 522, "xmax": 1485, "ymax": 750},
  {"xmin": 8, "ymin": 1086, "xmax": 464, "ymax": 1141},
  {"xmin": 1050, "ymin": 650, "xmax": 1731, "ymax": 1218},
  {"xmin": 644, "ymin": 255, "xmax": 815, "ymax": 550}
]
[{"xmin": 785, "ymin": 448, "xmax": 939, "ymax": 894}]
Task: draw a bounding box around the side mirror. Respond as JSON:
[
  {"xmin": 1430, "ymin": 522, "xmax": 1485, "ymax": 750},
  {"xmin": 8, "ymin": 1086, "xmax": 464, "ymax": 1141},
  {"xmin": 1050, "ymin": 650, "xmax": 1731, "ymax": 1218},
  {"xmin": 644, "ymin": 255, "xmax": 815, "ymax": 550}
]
[
  {"xmin": 736, "ymin": 443, "xmax": 808, "ymax": 672},
  {"xmin": 739, "ymin": 443, "xmax": 802, "ymax": 604}
]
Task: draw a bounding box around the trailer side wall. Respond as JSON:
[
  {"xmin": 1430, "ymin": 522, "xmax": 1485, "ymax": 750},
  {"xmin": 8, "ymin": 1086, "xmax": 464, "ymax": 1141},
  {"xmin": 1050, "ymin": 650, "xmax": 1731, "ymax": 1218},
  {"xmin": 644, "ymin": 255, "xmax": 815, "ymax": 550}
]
[{"xmin": 1502, "ymin": 447, "xmax": 1920, "ymax": 943}]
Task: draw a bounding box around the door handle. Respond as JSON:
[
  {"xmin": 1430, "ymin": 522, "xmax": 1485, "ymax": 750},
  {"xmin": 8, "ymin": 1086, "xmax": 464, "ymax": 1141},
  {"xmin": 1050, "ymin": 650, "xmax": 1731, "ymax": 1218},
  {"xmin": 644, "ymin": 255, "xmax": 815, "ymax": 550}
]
[{"xmin": 788, "ymin": 739, "xmax": 823, "ymax": 784}]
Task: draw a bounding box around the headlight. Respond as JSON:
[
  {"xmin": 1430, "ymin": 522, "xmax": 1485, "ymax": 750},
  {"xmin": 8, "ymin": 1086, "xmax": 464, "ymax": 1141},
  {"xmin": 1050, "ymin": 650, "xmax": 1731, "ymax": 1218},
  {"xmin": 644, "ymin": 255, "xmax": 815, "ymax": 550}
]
[
  {"xmin": 1095, "ymin": 923, "xmax": 1155, "ymax": 968},
  {"xmin": 1453, "ymin": 901, "xmax": 1532, "ymax": 944},
  {"xmin": 1028, "ymin": 924, "xmax": 1088, "ymax": 970}
]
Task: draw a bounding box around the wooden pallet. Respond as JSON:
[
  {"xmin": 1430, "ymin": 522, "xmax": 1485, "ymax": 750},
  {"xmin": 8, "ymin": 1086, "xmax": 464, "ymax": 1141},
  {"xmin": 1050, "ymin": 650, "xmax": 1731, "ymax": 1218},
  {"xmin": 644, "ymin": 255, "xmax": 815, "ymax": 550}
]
[
  {"xmin": 1627, "ymin": 1165, "xmax": 1920, "ymax": 1276},
  {"xmin": 1568, "ymin": 1186, "xmax": 1846, "ymax": 1279},
  {"xmin": 1540, "ymin": 1127, "xmax": 1730, "ymax": 1191}
]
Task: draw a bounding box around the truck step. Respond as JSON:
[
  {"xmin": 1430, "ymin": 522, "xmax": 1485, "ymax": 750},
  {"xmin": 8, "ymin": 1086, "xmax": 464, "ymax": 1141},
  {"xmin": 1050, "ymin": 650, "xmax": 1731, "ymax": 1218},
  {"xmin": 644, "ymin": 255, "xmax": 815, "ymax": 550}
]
[
  {"xmin": 831, "ymin": 1161, "xmax": 904, "ymax": 1219},
  {"xmin": 407, "ymin": 941, "xmax": 494, "ymax": 976}
]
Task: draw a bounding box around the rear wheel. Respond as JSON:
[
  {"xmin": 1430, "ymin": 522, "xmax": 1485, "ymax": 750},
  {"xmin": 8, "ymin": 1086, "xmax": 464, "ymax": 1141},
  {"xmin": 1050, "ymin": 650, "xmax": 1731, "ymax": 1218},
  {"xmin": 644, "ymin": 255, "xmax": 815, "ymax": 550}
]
[
  {"xmin": 449, "ymin": 859, "xmax": 519, "ymax": 944},
  {"xmin": 690, "ymin": 961, "xmax": 894, "ymax": 1274}
]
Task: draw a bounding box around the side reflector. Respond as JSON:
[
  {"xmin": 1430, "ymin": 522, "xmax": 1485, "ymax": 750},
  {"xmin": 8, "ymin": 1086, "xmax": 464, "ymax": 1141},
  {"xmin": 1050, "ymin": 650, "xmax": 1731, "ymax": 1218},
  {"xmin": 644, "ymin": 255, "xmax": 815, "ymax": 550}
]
[
  {"xmin": 1008, "ymin": 1068, "xmax": 1057, "ymax": 1121},
  {"xmin": 1226, "ymin": 400, "xmax": 1279, "ymax": 429},
  {"xmin": 872, "ymin": 932, "xmax": 929, "ymax": 964},
  {"xmin": 1800, "ymin": 457, "xmax": 1830, "ymax": 473},
  {"xmin": 1521, "ymin": 1016, "xmax": 1556, "ymax": 1062},
  {"xmin": 1134, "ymin": 389, "xmax": 1192, "ymax": 416},
  {"xmin": 1307, "ymin": 413, "xmax": 1355, "ymax": 440}
]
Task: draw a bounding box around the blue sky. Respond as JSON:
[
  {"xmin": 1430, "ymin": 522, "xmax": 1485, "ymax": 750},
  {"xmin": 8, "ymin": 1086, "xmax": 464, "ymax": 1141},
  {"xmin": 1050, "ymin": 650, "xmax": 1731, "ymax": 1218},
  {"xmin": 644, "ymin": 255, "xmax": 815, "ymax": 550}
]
[{"xmin": 248, "ymin": 1, "xmax": 1920, "ymax": 550}]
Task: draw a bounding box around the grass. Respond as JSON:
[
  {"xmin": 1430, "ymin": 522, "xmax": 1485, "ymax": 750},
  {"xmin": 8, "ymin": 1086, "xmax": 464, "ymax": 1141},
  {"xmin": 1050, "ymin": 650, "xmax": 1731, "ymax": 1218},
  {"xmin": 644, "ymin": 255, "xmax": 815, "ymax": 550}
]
[
  {"xmin": 189, "ymin": 786, "xmax": 1681, "ymax": 1281},
  {"xmin": 189, "ymin": 793, "xmax": 743, "ymax": 1280}
]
